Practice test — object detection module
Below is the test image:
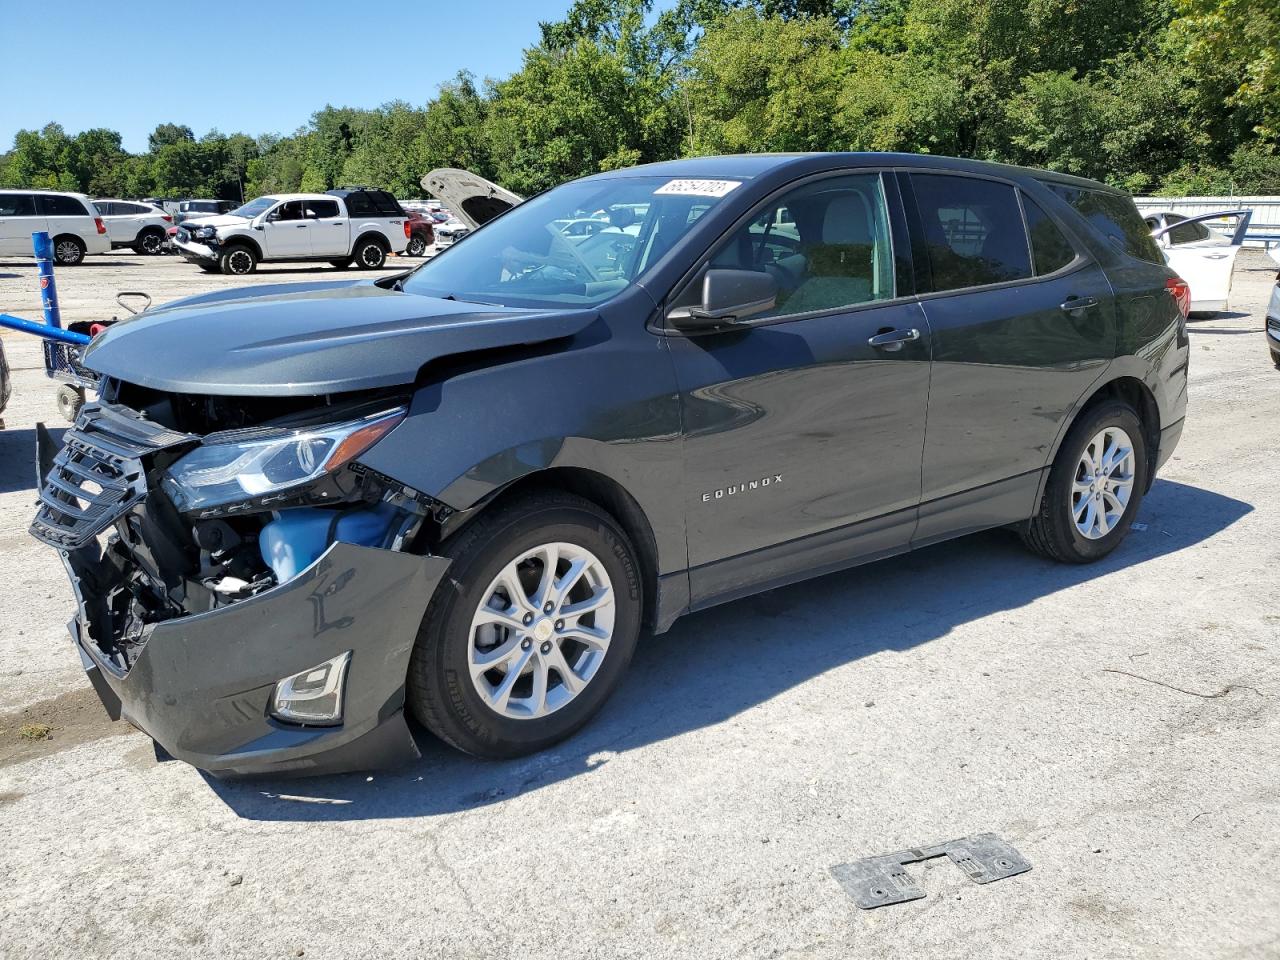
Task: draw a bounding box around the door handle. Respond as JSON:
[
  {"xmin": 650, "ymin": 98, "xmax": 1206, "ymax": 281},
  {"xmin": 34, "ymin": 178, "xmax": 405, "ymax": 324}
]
[
  {"xmin": 1060, "ymin": 296, "xmax": 1099, "ymax": 313},
  {"xmin": 868, "ymin": 327, "xmax": 920, "ymax": 350},
  {"xmin": 296, "ymin": 224, "xmax": 308, "ymax": 229}
]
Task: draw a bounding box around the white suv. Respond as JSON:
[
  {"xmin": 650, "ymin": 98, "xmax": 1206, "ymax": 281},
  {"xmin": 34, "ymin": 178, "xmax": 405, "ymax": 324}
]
[
  {"xmin": 94, "ymin": 199, "xmax": 173, "ymax": 255},
  {"xmin": 174, "ymin": 188, "xmax": 409, "ymax": 275},
  {"xmin": 0, "ymin": 190, "xmax": 111, "ymax": 264}
]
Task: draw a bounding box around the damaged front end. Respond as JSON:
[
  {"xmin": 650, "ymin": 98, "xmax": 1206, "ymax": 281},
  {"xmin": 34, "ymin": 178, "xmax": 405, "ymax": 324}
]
[{"xmin": 31, "ymin": 379, "xmax": 451, "ymax": 776}]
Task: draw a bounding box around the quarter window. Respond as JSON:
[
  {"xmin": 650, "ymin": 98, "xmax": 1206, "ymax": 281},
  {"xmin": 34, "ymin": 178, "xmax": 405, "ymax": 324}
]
[
  {"xmin": 1044, "ymin": 183, "xmax": 1163, "ymax": 264},
  {"xmin": 0, "ymin": 194, "xmax": 36, "ymax": 217},
  {"xmin": 1022, "ymin": 195, "xmax": 1077, "ymax": 275},
  {"xmin": 911, "ymin": 174, "xmax": 1032, "ymax": 291},
  {"xmin": 704, "ymin": 173, "xmax": 896, "ymax": 319}
]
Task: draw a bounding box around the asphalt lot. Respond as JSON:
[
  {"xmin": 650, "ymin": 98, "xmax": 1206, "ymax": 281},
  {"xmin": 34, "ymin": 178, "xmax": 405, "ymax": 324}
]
[{"xmin": 0, "ymin": 250, "xmax": 1277, "ymax": 960}]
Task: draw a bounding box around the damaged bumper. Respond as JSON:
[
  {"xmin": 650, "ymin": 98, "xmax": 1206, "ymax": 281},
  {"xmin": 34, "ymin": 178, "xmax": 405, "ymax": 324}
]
[
  {"xmin": 173, "ymin": 238, "xmax": 218, "ymax": 264},
  {"xmin": 64, "ymin": 540, "xmax": 449, "ymax": 777},
  {"xmin": 32, "ymin": 404, "xmax": 452, "ymax": 777}
]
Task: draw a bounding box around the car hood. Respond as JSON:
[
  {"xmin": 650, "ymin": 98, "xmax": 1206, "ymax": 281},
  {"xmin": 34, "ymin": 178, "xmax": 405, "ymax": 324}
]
[
  {"xmin": 83, "ymin": 279, "xmax": 599, "ymax": 396},
  {"xmin": 180, "ymin": 213, "xmax": 248, "ymax": 230},
  {"xmin": 421, "ymin": 168, "xmax": 523, "ymax": 230}
]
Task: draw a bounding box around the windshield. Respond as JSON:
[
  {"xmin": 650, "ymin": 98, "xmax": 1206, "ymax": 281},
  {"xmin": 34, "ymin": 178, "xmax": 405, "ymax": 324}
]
[
  {"xmin": 229, "ymin": 197, "xmax": 276, "ymax": 219},
  {"xmin": 402, "ymin": 176, "xmax": 738, "ymax": 307}
]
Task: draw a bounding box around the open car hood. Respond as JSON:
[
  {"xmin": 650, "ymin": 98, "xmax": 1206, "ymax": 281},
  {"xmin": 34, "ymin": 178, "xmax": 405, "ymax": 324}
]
[
  {"xmin": 421, "ymin": 168, "xmax": 524, "ymax": 230},
  {"xmin": 83, "ymin": 279, "xmax": 597, "ymax": 396}
]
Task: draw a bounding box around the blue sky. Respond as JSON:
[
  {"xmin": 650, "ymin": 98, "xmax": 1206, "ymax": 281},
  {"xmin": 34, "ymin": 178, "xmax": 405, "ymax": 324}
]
[{"xmin": 0, "ymin": 0, "xmax": 582, "ymax": 153}]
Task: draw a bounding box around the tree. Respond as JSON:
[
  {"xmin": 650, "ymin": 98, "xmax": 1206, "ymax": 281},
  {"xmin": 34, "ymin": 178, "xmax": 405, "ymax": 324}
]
[{"xmin": 147, "ymin": 123, "xmax": 194, "ymax": 152}]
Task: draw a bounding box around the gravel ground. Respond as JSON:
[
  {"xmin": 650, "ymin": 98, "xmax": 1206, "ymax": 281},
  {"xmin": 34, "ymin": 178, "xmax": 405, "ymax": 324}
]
[{"xmin": 0, "ymin": 249, "xmax": 1276, "ymax": 960}]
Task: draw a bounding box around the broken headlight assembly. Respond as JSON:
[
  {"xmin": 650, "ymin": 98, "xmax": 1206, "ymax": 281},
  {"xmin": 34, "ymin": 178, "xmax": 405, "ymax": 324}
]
[{"xmin": 161, "ymin": 407, "xmax": 405, "ymax": 515}]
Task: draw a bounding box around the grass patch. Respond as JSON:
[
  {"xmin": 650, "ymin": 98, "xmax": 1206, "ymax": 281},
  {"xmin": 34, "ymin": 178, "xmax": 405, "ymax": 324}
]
[{"xmin": 18, "ymin": 723, "xmax": 52, "ymax": 741}]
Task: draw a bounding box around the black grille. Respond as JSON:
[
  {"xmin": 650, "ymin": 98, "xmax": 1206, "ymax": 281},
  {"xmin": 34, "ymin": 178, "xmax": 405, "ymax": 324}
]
[{"xmin": 31, "ymin": 405, "xmax": 194, "ymax": 550}]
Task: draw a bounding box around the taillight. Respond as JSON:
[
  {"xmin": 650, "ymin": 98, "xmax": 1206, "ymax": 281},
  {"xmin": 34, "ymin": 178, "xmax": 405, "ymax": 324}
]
[
  {"xmin": 404, "ymin": 221, "xmax": 411, "ymax": 239},
  {"xmin": 162, "ymin": 215, "xmax": 173, "ymax": 223},
  {"xmin": 1166, "ymin": 276, "xmax": 1190, "ymax": 318},
  {"xmin": 94, "ymin": 217, "xmax": 107, "ymax": 235}
]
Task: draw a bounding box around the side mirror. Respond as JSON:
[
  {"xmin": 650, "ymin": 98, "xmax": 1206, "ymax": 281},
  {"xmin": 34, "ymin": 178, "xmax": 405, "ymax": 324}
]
[{"xmin": 669, "ymin": 269, "xmax": 777, "ymax": 332}]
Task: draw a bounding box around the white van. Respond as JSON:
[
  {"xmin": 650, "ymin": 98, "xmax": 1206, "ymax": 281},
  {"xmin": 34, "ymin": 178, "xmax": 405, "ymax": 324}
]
[{"xmin": 0, "ymin": 190, "xmax": 111, "ymax": 264}]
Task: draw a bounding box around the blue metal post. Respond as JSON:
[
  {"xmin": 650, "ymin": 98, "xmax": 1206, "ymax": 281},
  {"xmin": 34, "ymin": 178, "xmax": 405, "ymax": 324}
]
[{"xmin": 32, "ymin": 231, "xmax": 62, "ymax": 329}]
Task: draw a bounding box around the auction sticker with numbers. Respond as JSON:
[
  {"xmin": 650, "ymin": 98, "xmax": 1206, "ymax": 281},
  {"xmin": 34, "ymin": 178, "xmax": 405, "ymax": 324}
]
[{"xmin": 653, "ymin": 179, "xmax": 742, "ymax": 198}]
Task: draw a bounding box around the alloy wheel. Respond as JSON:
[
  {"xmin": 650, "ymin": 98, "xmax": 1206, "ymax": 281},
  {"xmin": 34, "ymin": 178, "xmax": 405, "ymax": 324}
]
[
  {"xmin": 468, "ymin": 541, "xmax": 615, "ymax": 720},
  {"xmin": 1071, "ymin": 426, "xmax": 1136, "ymax": 539},
  {"xmin": 55, "ymin": 240, "xmax": 82, "ymax": 264},
  {"xmin": 227, "ymin": 249, "xmax": 253, "ymax": 273}
]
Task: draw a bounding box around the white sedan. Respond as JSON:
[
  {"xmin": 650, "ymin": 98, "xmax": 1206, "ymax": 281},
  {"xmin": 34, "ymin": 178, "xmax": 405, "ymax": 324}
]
[{"xmin": 1145, "ymin": 209, "xmax": 1251, "ymax": 314}]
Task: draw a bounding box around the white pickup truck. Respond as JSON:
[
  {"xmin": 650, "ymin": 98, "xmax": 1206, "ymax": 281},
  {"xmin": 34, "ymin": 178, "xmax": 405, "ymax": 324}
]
[{"xmin": 174, "ymin": 188, "xmax": 409, "ymax": 274}]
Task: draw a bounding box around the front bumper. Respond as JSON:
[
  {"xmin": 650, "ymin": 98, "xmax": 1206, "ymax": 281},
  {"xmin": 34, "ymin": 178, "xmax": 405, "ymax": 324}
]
[
  {"xmin": 174, "ymin": 238, "xmax": 218, "ymax": 264},
  {"xmin": 65, "ymin": 540, "xmax": 450, "ymax": 777}
]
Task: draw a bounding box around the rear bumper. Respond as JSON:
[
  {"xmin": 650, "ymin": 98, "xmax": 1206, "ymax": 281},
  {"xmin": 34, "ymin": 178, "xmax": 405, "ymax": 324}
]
[
  {"xmin": 65, "ymin": 541, "xmax": 450, "ymax": 777},
  {"xmin": 1155, "ymin": 417, "xmax": 1184, "ymax": 474}
]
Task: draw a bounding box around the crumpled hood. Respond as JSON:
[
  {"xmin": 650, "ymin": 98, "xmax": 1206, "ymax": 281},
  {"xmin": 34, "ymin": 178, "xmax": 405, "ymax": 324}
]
[
  {"xmin": 84, "ymin": 279, "xmax": 599, "ymax": 396},
  {"xmin": 179, "ymin": 213, "xmax": 248, "ymax": 230}
]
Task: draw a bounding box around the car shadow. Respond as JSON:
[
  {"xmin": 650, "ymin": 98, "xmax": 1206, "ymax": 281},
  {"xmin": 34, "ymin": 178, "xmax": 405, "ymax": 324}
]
[
  {"xmin": 205, "ymin": 477, "xmax": 1251, "ymax": 823},
  {"xmin": 1187, "ymin": 327, "xmax": 1262, "ymax": 336},
  {"xmin": 0, "ymin": 425, "xmax": 64, "ymax": 494}
]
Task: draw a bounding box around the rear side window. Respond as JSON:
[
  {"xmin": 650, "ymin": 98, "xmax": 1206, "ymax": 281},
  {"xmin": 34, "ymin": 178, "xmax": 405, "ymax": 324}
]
[
  {"xmin": 911, "ymin": 174, "xmax": 1032, "ymax": 290},
  {"xmin": 38, "ymin": 194, "xmax": 91, "ymax": 217},
  {"xmin": 1044, "ymin": 183, "xmax": 1163, "ymax": 264},
  {"xmin": 305, "ymin": 199, "xmax": 341, "ymax": 219},
  {"xmin": 1022, "ymin": 196, "xmax": 1077, "ymax": 275},
  {"xmin": 370, "ymin": 191, "xmax": 402, "ymax": 215},
  {"xmin": 0, "ymin": 194, "xmax": 36, "ymax": 216},
  {"xmin": 1166, "ymin": 218, "xmax": 1211, "ymax": 245}
]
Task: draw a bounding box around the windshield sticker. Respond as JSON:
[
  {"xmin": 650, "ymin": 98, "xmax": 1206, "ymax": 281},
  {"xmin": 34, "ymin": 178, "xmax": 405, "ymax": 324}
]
[{"xmin": 654, "ymin": 179, "xmax": 742, "ymax": 198}]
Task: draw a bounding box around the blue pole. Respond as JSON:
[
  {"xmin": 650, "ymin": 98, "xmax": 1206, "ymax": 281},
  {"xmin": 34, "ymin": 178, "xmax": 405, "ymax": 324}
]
[
  {"xmin": 32, "ymin": 231, "xmax": 62, "ymax": 329},
  {"xmin": 0, "ymin": 313, "xmax": 91, "ymax": 344}
]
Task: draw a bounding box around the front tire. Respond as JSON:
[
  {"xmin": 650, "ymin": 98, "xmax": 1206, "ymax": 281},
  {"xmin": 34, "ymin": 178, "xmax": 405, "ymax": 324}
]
[
  {"xmin": 408, "ymin": 492, "xmax": 642, "ymax": 759},
  {"xmin": 1021, "ymin": 400, "xmax": 1148, "ymax": 563},
  {"xmin": 353, "ymin": 237, "xmax": 387, "ymax": 269},
  {"xmin": 53, "ymin": 236, "xmax": 86, "ymax": 265},
  {"xmin": 219, "ymin": 245, "xmax": 257, "ymax": 275}
]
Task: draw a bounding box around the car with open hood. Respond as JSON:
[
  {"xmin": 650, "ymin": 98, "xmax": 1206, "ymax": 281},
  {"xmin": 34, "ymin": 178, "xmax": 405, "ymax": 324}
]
[{"xmin": 32, "ymin": 154, "xmax": 1189, "ymax": 776}]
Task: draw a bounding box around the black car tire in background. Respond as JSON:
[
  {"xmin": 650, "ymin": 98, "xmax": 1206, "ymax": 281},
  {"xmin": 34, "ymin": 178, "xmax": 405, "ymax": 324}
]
[
  {"xmin": 52, "ymin": 235, "xmax": 86, "ymax": 265},
  {"xmin": 1021, "ymin": 400, "xmax": 1148, "ymax": 564},
  {"xmin": 133, "ymin": 228, "xmax": 166, "ymax": 255},
  {"xmin": 405, "ymin": 233, "xmax": 428, "ymax": 257},
  {"xmin": 407, "ymin": 491, "xmax": 642, "ymax": 759},
  {"xmin": 354, "ymin": 237, "xmax": 388, "ymax": 269},
  {"xmin": 219, "ymin": 244, "xmax": 257, "ymax": 275},
  {"xmin": 329, "ymin": 258, "xmax": 352, "ymax": 270}
]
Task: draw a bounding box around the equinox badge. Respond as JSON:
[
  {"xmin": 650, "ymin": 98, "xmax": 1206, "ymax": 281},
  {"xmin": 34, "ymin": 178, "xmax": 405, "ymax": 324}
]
[{"xmin": 701, "ymin": 474, "xmax": 783, "ymax": 502}]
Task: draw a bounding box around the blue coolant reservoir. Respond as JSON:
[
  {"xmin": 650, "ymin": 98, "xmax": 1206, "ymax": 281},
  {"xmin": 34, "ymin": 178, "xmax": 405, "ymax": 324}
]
[{"xmin": 259, "ymin": 503, "xmax": 402, "ymax": 581}]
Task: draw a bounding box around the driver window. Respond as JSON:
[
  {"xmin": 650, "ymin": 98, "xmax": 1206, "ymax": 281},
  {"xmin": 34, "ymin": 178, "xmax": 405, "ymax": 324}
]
[
  {"xmin": 273, "ymin": 201, "xmax": 305, "ymax": 222},
  {"xmin": 706, "ymin": 173, "xmax": 895, "ymax": 319}
]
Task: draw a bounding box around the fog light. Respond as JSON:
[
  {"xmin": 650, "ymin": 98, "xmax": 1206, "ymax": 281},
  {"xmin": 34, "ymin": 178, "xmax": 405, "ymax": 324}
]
[{"xmin": 271, "ymin": 651, "xmax": 351, "ymax": 725}]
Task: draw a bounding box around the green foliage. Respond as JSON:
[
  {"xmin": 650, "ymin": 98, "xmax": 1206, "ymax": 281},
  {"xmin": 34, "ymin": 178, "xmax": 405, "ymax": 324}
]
[{"xmin": 1, "ymin": 0, "xmax": 1276, "ymax": 200}]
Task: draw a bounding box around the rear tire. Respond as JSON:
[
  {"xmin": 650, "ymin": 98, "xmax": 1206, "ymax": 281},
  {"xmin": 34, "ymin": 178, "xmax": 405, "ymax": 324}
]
[
  {"xmin": 52, "ymin": 236, "xmax": 86, "ymax": 266},
  {"xmin": 133, "ymin": 229, "xmax": 165, "ymax": 256},
  {"xmin": 219, "ymin": 245, "xmax": 257, "ymax": 275},
  {"xmin": 353, "ymin": 237, "xmax": 387, "ymax": 270},
  {"xmin": 405, "ymin": 233, "xmax": 427, "ymax": 257},
  {"xmin": 1021, "ymin": 400, "xmax": 1148, "ymax": 563},
  {"xmin": 407, "ymin": 491, "xmax": 642, "ymax": 759}
]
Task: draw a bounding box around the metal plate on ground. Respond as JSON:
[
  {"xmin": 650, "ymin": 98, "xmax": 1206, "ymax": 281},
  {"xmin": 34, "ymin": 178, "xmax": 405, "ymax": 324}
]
[{"xmin": 830, "ymin": 833, "xmax": 1031, "ymax": 909}]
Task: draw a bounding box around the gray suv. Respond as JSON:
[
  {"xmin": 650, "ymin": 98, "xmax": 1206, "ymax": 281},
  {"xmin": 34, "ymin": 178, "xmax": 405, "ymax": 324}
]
[{"xmin": 31, "ymin": 153, "xmax": 1190, "ymax": 776}]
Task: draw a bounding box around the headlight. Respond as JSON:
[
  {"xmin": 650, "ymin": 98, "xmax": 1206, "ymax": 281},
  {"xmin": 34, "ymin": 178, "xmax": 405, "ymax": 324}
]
[
  {"xmin": 162, "ymin": 407, "xmax": 405, "ymax": 513},
  {"xmin": 195, "ymin": 226, "xmax": 215, "ymax": 239}
]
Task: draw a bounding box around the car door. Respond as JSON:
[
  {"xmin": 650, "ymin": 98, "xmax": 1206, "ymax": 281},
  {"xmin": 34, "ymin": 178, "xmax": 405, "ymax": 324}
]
[
  {"xmin": 1152, "ymin": 210, "xmax": 1249, "ymax": 311},
  {"xmin": 261, "ymin": 200, "xmax": 312, "ymax": 257},
  {"xmin": 305, "ymin": 198, "xmax": 349, "ymax": 256},
  {"xmin": 0, "ymin": 192, "xmax": 45, "ymax": 255},
  {"xmin": 96, "ymin": 202, "xmax": 128, "ymax": 243},
  {"xmin": 666, "ymin": 171, "xmax": 932, "ymax": 606},
  {"xmin": 902, "ymin": 172, "xmax": 1116, "ymax": 544}
]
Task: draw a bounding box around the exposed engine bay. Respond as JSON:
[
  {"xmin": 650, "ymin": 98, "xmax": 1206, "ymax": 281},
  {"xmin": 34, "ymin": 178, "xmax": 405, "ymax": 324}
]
[{"xmin": 31, "ymin": 378, "xmax": 451, "ymax": 673}]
